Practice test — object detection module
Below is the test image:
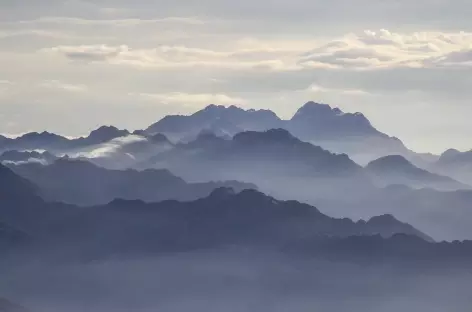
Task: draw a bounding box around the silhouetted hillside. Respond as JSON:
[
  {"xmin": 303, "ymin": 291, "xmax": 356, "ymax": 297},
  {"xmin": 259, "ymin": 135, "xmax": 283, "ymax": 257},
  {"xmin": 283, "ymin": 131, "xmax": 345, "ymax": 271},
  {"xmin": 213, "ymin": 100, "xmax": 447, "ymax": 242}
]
[
  {"xmin": 366, "ymin": 155, "xmax": 468, "ymax": 191},
  {"xmin": 144, "ymin": 129, "xmax": 373, "ymax": 201},
  {"xmin": 146, "ymin": 104, "xmax": 281, "ymax": 142},
  {"xmin": 8, "ymin": 159, "xmax": 256, "ymax": 206},
  {"xmin": 6, "ymin": 163, "xmax": 472, "ymax": 271},
  {"xmin": 432, "ymin": 149, "xmax": 472, "ymax": 185},
  {"xmin": 0, "ymin": 163, "xmax": 38, "ymax": 200},
  {"xmin": 144, "ymin": 102, "xmax": 427, "ymax": 164},
  {"xmin": 0, "ymin": 150, "xmax": 57, "ymax": 165},
  {"xmin": 0, "ymin": 126, "xmax": 131, "ymax": 153},
  {"xmin": 319, "ymin": 186, "xmax": 472, "ymax": 241}
]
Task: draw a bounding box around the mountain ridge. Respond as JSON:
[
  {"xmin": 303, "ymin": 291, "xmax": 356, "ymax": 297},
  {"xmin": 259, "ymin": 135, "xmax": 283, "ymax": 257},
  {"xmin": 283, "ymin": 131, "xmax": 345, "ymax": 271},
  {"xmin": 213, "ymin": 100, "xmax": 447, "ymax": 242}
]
[
  {"xmin": 366, "ymin": 155, "xmax": 469, "ymax": 191},
  {"xmin": 7, "ymin": 158, "xmax": 257, "ymax": 206},
  {"xmin": 145, "ymin": 101, "xmax": 433, "ymax": 165}
]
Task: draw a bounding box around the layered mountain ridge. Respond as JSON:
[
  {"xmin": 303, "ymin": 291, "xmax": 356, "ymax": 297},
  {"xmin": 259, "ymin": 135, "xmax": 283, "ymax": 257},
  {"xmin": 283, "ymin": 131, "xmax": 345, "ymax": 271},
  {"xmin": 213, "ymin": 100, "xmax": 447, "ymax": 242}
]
[
  {"xmin": 146, "ymin": 101, "xmax": 418, "ymax": 164},
  {"xmin": 0, "ymin": 162, "xmax": 436, "ymax": 258}
]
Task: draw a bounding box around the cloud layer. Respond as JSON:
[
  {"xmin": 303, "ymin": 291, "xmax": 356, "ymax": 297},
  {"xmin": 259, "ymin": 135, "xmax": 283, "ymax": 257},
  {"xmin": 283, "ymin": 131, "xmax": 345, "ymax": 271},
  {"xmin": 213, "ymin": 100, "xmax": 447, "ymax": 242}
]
[{"xmin": 1, "ymin": 0, "xmax": 472, "ymax": 153}]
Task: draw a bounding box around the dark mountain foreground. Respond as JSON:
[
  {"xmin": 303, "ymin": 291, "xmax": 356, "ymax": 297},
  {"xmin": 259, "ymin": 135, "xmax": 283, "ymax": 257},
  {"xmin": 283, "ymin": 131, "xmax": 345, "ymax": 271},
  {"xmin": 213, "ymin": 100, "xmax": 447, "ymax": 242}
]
[{"xmin": 1, "ymin": 163, "xmax": 472, "ymax": 312}]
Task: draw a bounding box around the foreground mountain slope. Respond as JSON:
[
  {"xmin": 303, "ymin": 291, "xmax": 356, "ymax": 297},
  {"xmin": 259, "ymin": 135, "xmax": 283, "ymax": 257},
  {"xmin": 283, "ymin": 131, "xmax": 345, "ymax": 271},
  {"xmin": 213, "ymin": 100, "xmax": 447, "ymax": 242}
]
[
  {"xmin": 8, "ymin": 159, "xmax": 256, "ymax": 206},
  {"xmin": 366, "ymin": 155, "xmax": 469, "ymax": 191},
  {"xmin": 0, "ymin": 162, "xmax": 433, "ymax": 250},
  {"xmin": 15, "ymin": 187, "xmax": 434, "ymax": 257}
]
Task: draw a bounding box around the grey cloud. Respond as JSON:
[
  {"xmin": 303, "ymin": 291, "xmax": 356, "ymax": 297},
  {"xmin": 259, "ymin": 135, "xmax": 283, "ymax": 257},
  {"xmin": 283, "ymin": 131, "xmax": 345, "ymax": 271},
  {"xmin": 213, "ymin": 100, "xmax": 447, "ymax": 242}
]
[
  {"xmin": 47, "ymin": 45, "xmax": 127, "ymax": 61},
  {"xmin": 2, "ymin": 0, "xmax": 472, "ymax": 35},
  {"xmin": 2, "ymin": 0, "xmax": 472, "ymax": 152},
  {"xmin": 427, "ymin": 49, "xmax": 472, "ymax": 67},
  {"xmin": 299, "ymin": 48, "xmax": 393, "ymax": 68}
]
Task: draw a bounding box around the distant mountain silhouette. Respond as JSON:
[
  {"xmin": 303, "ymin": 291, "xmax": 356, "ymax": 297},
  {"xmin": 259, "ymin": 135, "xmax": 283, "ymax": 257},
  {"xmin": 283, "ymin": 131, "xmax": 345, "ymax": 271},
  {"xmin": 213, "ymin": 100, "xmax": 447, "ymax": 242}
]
[
  {"xmin": 15, "ymin": 187, "xmax": 434, "ymax": 257},
  {"xmin": 146, "ymin": 104, "xmax": 281, "ymax": 142},
  {"xmin": 144, "ymin": 129, "xmax": 374, "ymax": 201},
  {"xmin": 366, "ymin": 155, "xmax": 469, "ymax": 191},
  {"xmin": 71, "ymin": 126, "xmax": 131, "ymax": 147},
  {"xmin": 0, "ymin": 126, "xmax": 131, "ymax": 153},
  {"xmin": 319, "ymin": 185, "xmax": 472, "ymax": 241},
  {"xmin": 0, "ymin": 102, "xmax": 437, "ymax": 165},
  {"xmin": 8, "ymin": 159, "xmax": 257, "ymax": 206},
  {"xmin": 0, "ymin": 131, "xmax": 69, "ymax": 151},
  {"xmin": 0, "ymin": 163, "xmax": 38, "ymax": 200},
  {"xmin": 0, "ymin": 150, "xmax": 57, "ymax": 165},
  {"xmin": 144, "ymin": 102, "xmax": 432, "ymax": 164},
  {"xmin": 431, "ymin": 149, "xmax": 472, "ymax": 185},
  {"xmin": 288, "ymin": 101, "xmax": 380, "ymax": 139},
  {"xmin": 9, "ymin": 163, "xmax": 472, "ymax": 267}
]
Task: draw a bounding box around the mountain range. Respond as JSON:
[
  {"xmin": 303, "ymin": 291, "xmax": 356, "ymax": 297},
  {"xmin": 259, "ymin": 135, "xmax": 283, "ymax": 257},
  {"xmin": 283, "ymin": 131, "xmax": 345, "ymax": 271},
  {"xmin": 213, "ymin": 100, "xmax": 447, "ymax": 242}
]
[
  {"xmin": 2, "ymin": 120, "xmax": 472, "ymax": 241},
  {"xmin": 2, "ymin": 101, "xmax": 472, "ymax": 242},
  {"xmin": 0, "ymin": 162, "xmax": 437, "ymax": 258},
  {"xmin": 2, "ymin": 105, "xmax": 472, "ymax": 312},
  {"xmin": 7, "ymin": 158, "xmax": 256, "ymax": 206},
  {"xmin": 143, "ymin": 128, "xmax": 375, "ymax": 201},
  {"xmin": 0, "ymin": 126, "xmax": 132, "ymax": 154},
  {"xmin": 0, "ymin": 102, "xmax": 436, "ymax": 166},
  {"xmin": 146, "ymin": 102, "xmax": 425, "ymax": 164},
  {"xmin": 365, "ymin": 155, "xmax": 468, "ymax": 191},
  {"xmin": 430, "ymin": 149, "xmax": 472, "ymax": 185}
]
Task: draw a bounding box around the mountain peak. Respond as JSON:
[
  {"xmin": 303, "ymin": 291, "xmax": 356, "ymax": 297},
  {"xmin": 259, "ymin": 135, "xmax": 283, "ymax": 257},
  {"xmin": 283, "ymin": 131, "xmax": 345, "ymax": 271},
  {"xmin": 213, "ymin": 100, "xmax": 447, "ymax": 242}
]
[
  {"xmin": 0, "ymin": 163, "xmax": 38, "ymax": 199},
  {"xmin": 439, "ymin": 148, "xmax": 462, "ymax": 161},
  {"xmin": 289, "ymin": 101, "xmax": 376, "ymax": 140},
  {"xmin": 202, "ymin": 104, "xmax": 228, "ymax": 112},
  {"xmin": 293, "ymin": 101, "xmax": 346, "ymax": 118},
  {"xmin": 233, "ymin": 128, "xmax": 297, "ymax": 145},
  {"xmin": 367, "ymin": 155, "xmax": 413, "ymax": 169},
  {"xmin": 86, "ymin": 126, "xmax": 130, "ymax": 143},
  {"xmin": 208, "ymin": 187, "xmax": 237, "ymax": 199},
  {"xmin": 296, "ymin": 101, "xmax": 371, "ymax": 119},
  {"xmin": 367, "ymin": 214, "xmax": 399, "ymax": 225},
  {"xmin": 366, "ymin": 214, "xmax": 434, "ymax": 242},
  {"xmin": 18, "ymin": 131, "xmax": 67, "ymax": 142}
]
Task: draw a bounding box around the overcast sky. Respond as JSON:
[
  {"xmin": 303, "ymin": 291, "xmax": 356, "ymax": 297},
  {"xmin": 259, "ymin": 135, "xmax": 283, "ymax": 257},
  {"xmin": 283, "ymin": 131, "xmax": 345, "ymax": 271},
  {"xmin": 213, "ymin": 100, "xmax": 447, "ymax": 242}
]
[{"xmin": 1, "ymin": 0, "xmax": 472, "ymax": 153}]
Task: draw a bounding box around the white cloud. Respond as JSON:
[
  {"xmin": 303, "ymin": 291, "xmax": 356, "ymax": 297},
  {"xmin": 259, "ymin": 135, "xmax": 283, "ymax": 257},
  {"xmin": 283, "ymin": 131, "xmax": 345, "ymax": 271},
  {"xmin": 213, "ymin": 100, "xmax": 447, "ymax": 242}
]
[
  {"xmin": 299, "ymin": 30, "xmax": 472, "ymax": 70},
  {"xmin": 0, "ymin": 79, "xmax": 14, "ymax": 95},
  {"xmin": 1, "ymin": 0, "xmax": 472, "ymax": 154},
  {"xmin": 72, "ymin": 135, "xmax": 147, "ymax": 159},
  {"xmin": 41, "ymin": 30, "xmax": 472, "ymax": 72},
  {"xmin": 42, "ymin": 44, "xmax": 298, "ymax": 71},
  {"xmin": 132, "ymin": 92, "xmax": 246, "ymax": 107},
  {"xmin": 19, "ymin": 16, "xmax": 206, "ymax": 27},
  {"xmin": 308, "ymin": 84, "xmax": 371, "ymax": 96},
  {"xmin": 38, "ymin": 80, "xmax": 88, "ymax": 92},
  {"xmin": 426, "ymin": 49, "xmax": 472, "ymax": 67}
]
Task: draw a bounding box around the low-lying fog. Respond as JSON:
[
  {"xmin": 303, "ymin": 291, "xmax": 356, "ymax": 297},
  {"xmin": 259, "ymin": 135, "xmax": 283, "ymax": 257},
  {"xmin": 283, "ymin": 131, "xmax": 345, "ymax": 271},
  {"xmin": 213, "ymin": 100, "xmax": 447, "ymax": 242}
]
[{"xmin": 1, "ymin": 248, "xmax": 471, "ymax": 312}]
